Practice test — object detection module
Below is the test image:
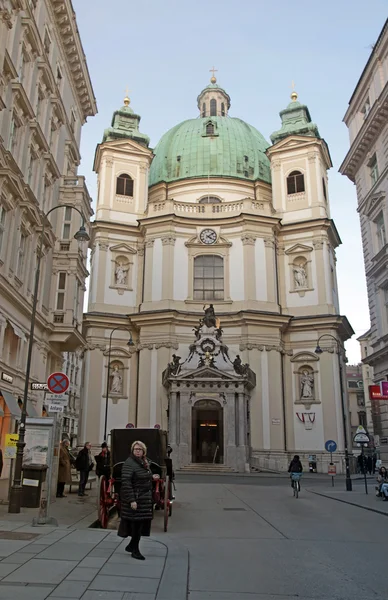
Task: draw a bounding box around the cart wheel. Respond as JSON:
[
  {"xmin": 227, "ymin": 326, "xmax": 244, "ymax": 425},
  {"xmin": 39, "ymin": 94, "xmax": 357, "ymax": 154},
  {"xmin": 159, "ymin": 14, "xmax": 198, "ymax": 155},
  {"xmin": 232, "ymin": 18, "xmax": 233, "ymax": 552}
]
[
  {"xmin": 163, "ymin": 475, "xmax": 170, "ymax": 532},
  {"xmin": 168, "ymin": 479, "xmax": 172, "ymax": 516},
  {"xmin": 99, "ymin": 477, "xmax": 109, "ymax": 529}
]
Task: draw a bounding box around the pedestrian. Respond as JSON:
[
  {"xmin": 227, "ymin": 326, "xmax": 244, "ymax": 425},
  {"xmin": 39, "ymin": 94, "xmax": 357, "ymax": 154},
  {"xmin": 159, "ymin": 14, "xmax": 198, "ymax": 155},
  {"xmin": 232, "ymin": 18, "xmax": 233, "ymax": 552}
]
[
  {"xmin": 95, "ymin": 442, "xmax": 111, "ymax": 480},
  {"xmin": 75, "ymin": 442, "xmax": 93, "ymax": 497},
  {"xmin": 117, "ymin": 440, "xmax": 159, "ymax": 561},
  {"xmin": 376, "ymin": 466, "xmax": 388, "ymax": 500},
  {"xmin": 288, "ymin": 455, "xmax": 303, "ymax": 487},
  {"xmin": 367, "ymin": 455, "xmax": 373, "ymax": 475},
  {"xmin": 372, "ymin": 453, "xmax": 377, "ymax": 474},
  {"xmin": 56, "ymin": 439, "xmax": 73, "ymax": 498}
]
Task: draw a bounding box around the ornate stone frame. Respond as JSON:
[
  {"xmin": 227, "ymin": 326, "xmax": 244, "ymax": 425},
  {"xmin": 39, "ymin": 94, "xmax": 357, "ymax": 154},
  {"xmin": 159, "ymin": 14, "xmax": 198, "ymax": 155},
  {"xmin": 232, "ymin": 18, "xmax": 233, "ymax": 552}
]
[
  {"xmin": 285, "ymin": 244, "xmax": 314, "ymax": 297},
  {"xmin": 109, "ymin": 243, "xmax": 137, "ymax": 295},
  {"xmin": 291, "ymin": 351, "xmax": 320, "ymax": 409},
  {"xmin": 185, "ymin": 234, "xmax": 232, "ymax": 304}
]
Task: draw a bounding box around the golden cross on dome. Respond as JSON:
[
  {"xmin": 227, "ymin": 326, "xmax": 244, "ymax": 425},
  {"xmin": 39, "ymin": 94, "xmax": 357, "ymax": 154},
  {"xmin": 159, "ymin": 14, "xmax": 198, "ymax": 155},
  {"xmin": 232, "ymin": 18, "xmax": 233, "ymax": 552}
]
[
  {"xmin": 123, "ymin": 86, "xmax": 131, "ymax": 106},
  {"xmin": 290, "ymin": 80, "xmax": 298, "ymax": 101},
  {"xmin": 209, "ymin": 66, "xmax": 218, "ymax": 83}
]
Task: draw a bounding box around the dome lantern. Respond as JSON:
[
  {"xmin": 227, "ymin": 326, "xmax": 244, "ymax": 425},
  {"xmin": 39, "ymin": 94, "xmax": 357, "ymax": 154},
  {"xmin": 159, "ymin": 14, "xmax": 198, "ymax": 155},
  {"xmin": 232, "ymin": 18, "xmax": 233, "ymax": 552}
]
[{"xmin": 197, "ymin": 69, "xmax": 231, "ymax": 118}]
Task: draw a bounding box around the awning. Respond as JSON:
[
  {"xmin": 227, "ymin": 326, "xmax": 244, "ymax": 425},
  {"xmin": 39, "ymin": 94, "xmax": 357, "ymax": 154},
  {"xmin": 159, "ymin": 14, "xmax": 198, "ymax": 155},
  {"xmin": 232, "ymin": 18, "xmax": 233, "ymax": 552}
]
[
  {"xmin": 0, "ymin": 390, "xmax": 21, "ymax": 418},
  {"xmin": 7, "ymin": 320, "xmax": 26, "ymax": 342},
  {"xmin": 27, "ymin": 400, "xmax": 39, "ymax": 417}
]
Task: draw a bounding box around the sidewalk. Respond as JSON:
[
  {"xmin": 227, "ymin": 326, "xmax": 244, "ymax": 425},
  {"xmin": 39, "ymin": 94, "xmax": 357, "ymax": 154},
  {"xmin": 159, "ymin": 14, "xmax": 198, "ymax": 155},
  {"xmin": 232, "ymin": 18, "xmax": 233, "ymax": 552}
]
[
  {"xmin": 0, "ymin": 524, "xmax": 188, "ymax": 600},
  {"xmin": 308, "ymin": 484, "xmax": 388, "ymax": 516}
]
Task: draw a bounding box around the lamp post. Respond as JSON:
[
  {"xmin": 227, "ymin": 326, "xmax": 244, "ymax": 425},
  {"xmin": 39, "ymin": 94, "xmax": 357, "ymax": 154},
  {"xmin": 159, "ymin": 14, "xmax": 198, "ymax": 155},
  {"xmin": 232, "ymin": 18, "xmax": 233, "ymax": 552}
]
[
  {"xmin": 8, "ymin": 205, "xmax": 90, "ymax": 514},
  {"xmin": 104, "ymin": 327, "xmax": 134, "ymax": 442},
  {"xmin": 315, "ymin": 333, "xmax": 352, "ymax": 491}
]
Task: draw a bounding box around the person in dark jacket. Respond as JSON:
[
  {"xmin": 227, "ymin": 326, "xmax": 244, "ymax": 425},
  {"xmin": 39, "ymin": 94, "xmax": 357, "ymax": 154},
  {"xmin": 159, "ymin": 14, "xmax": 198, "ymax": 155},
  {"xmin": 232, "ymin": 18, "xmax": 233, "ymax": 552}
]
[
  {"xmin": 288, "ymin": 455, "xmax": 303, "ymax": 487},
  {"xmin": 117, "ymin": 440, "xmax": 159, "ymax": 561},
  {"xmin": 95, "ymin": 442, "xmax": 111, "ymax": 479},
  {"xmin": 75, "ymin": 442, "xmax": 93, "ymax": 497}
]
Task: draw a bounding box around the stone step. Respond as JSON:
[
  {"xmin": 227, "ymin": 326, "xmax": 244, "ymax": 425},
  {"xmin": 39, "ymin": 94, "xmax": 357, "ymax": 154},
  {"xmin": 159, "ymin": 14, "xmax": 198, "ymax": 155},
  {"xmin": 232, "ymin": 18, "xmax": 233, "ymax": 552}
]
[{"xmin": 178, "ymin": 464, "xmax": 235, "ymax": 473}]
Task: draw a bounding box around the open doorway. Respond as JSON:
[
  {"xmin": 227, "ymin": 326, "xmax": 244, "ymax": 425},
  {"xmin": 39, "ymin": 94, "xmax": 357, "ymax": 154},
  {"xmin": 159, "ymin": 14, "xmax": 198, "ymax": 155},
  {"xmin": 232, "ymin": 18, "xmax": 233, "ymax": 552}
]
[{"xmin": 192, "ymin": 399, "xmax": 223, "ymax": 463}]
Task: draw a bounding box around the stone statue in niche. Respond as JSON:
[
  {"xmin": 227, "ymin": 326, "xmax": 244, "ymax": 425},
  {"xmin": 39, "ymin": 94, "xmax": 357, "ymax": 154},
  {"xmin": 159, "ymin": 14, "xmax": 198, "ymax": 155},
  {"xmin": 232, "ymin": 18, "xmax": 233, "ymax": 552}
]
[
  {"xmin": 110, "ymin": 366, "xmax": 123, "ymax": 394},
  {"xmin": 115, "ymin": 261, "xmax": 129, "ymax": 286},
  {"xmin": 293, "ymin": 264, "xmax": 307, "ymax": 288},
  {"xmin": 300, "ymin": 370, "xmax": 314, "ymax": 399},
  {"xmin": 202, "ymin": 304, "xmax": 217, "ymax": 328}
]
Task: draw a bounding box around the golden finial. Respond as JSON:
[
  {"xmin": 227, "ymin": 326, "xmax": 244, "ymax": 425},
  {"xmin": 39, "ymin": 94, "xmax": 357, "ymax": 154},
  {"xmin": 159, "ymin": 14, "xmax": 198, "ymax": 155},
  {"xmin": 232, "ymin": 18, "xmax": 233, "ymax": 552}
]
[
  {"xmin": 209, "ymin": 66, "xmax": 218, "ymax": 84},
  {"xmin": 290, "ymin": 80, "xmax": 298, "ymax": 101},
  {"xmin": 123, "ymin": 86, "xmax": 131, "ymax": 106}
]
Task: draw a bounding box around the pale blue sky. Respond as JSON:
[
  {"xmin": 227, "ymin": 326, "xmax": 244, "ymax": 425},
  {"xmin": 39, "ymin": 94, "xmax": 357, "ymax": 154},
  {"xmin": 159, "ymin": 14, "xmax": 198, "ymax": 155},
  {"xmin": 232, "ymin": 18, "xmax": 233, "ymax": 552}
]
[{"xmin": 73, "ymin": 0, "xmax": 388, "ymax": 363}]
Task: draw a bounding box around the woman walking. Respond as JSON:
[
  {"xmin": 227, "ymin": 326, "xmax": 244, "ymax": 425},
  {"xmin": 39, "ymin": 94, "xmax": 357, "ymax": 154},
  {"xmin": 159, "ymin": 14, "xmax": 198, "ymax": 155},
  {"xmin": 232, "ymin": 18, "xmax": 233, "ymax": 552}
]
[
  {"xmin": 56, "ymin": 439, "xmax": 73, "ymax": 498},
  {"xmin": 118, "ymin": 440, "xmax": 156, "ymax": 560}
]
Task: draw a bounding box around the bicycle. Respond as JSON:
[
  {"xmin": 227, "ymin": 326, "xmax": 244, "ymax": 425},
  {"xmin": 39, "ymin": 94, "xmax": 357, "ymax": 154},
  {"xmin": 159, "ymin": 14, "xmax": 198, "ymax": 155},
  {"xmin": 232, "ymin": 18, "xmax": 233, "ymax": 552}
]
[{"xmin": 291, "ymin": 472, "xmax": 302, "ymax": 498}]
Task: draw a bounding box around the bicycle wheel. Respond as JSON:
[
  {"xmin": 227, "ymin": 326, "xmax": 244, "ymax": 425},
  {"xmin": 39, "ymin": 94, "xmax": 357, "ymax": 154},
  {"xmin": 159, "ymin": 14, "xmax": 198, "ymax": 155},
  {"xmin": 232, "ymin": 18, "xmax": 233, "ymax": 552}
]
[
  {"xmin": 163, "ymin": 475, "xmax": 170, "ymax": 532},
  {"xmin": 295, "ymin": 480, "xmax": 299, "ymax": 499}
]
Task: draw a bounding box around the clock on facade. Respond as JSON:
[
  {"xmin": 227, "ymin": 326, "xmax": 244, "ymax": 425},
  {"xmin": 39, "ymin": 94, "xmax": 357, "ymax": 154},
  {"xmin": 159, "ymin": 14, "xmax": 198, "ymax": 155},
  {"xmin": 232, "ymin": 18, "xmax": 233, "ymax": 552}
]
[{"xmin": 200, "ymin": 229, "xmax": 217, "ymax": 244}]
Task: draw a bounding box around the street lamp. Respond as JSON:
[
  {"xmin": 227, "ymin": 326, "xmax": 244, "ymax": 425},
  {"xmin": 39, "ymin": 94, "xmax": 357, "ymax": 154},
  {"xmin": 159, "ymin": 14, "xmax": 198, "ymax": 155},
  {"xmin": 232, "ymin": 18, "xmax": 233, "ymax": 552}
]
[
  {"xmin": 104, "ymin": 327, "xmax": 134, "ymax": 442},
  {"xmin": 315, "ymin": 333, "xmax": 352, "ymax": 491},
  {"xmin": 8, "ymin": 205, "xmax": 90, "ymax": 514}
]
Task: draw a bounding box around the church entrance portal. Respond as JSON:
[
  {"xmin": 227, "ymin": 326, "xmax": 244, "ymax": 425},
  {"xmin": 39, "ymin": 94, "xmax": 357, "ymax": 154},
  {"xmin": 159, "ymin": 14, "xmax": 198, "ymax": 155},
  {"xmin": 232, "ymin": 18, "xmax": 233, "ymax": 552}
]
[{"xmin": 192, "ymin": 400, "xmax": 223, "ymax": 464}]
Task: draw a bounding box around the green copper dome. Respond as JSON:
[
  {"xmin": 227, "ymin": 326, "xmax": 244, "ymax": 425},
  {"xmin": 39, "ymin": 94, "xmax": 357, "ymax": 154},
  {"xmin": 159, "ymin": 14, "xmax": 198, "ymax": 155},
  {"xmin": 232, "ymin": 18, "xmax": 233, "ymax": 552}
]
[{"xmin": 149, "ymin": 116, "xmax": 271, "ymax": 187}]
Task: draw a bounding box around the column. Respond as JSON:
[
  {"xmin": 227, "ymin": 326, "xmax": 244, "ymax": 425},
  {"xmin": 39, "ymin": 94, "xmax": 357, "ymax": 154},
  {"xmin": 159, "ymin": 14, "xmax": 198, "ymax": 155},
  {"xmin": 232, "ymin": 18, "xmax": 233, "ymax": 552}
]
[
  {"xmin": 264, "ymin": 238, "xmax": 277, "ymax": 304},
  {"xmin": 143, "ymin": 239, "xmax": 154, "ymax": 302},
  {"xmin": 312, "ymin": 239, "xmax": 326, "ymax": 306},
  {"xmin": 161, "ymin": 236, "xmax": 175, "ymax": 300},
  {"xmin": 241, "ymin": 235, "xmax": 256, "ymax": 301},
  {"xmin": 169, "ymin": 391, "xmax": 177, "ymax": 445}
]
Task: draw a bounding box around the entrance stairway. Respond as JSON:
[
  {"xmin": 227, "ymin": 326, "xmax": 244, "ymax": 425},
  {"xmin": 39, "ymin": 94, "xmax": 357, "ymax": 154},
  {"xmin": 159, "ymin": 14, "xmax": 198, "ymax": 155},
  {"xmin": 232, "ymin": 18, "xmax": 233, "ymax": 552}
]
[{"xmin": 178, "ymin": 463, "xmax": 235, "ymax": 473}]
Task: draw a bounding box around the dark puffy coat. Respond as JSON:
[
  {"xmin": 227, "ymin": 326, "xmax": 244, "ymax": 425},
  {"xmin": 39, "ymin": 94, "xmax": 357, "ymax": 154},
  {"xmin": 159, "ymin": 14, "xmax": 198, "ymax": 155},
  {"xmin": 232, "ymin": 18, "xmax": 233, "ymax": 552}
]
[
  {"xmin": 288, "ymin": 458, "xmax": 303, "ymax": 473},
  {"xmin": 120, "ymin": 455, "xmax": 153, "ymax": 522},
  {"xmin": 75, "ymin": 447, "xmax": 92, "ymax": 472},
  {"xmin": 95, "ymin": 450, "xmax": 111, "ymax": 478}
]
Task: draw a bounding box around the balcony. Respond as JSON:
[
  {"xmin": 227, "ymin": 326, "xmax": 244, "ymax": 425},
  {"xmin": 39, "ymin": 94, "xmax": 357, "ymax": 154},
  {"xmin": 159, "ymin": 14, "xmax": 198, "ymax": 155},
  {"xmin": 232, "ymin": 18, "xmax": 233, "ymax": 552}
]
[
  {"xmin": 49, "ymin": 310, "xmax": 84, "ymax": 351},
  {"xmin": 148, "ymin": 197, "xmax": 268, "ymax": 219}
]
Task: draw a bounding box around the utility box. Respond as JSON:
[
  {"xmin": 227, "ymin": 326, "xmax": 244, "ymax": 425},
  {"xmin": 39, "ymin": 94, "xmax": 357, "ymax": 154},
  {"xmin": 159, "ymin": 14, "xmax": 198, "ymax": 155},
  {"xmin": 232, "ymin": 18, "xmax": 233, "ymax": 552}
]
[{"xmin": 22, "ymin": 465, "xmax": 48, "ymax": 508}]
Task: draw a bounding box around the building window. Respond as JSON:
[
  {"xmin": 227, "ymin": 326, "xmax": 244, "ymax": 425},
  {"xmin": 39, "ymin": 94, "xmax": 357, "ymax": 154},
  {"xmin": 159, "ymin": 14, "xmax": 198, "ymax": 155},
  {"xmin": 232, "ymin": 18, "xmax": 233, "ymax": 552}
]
[
  {"xmin": 18, "ymin": 51, "xmax": 25, "ymax": 83},
  {"xmin": 322, "ymin": 178, "xmax": 327, "ymax": 201},
  {"xmin": 206, "ymin": 122, "xmax": 215, "ymax": 136},
  {"xmin": 369, "ymin": 154, "xmax": 379, "ymax": 186},
  {"xmin": 202, "ymin": 102, "xmax": 206, "ymax": 117},
  {"xmin": 361, "ymin": 98, "xmax": 370, "ymax": 120},
  {"xmin": 198, "ymin": 196, "xmax": 221, "ymax": 204},
  {"xmin": 36, "ymin": 88, "xmax": 44, "ymax": 120},
  {"xmin": 70, "ymin": 109, "xmax": 76, "ymax": 133},
  {"xmin": 193, "ymin": 255, "xmax": 224, "ymax": 301},
  {"xmin": 62, "ymin": 206, "xmax": 72, "ymax": 239},
  {"xmin": 73, "ymin": 278, "xmax": 80, "ymax": 322},
  {"xmin": 358, "ymin": 411, "xmax": 367, "ymax": 428},
  {"xmin": 286, "ymin": 171, "xmax": 305, "ymax": 194},
  {"xmin": 0, "ymin": 204, "xmax": 7, "ymax": 257},
  {"xmin": 8, "ymin": 114, "xmax": 19, "ymax": 153},
  {"xmin": 16, "ymin": 232, "xmax": 27, "ymax": 279},
  {"xmin": 44, "ymin": 29, "xmax": 51, "ymax": 55},
  {"xmin": 375, "ymin": 212, "xmax": 386, "ymax": 251},
  {"xmin": 56, "ymin": 272, "xmax": 66, "ymax": 310},
  {"xmin": 116, "ymin": 173, "xmax": 133, "ymax": 196},
  {"xmin": 221, "ymin": 102, "xmax": 225, "ymax": 116},
  {"xmin": 56, "ymin": 65, "xmax": 63, "ymax": 90},
  {"xmin": 210, "ymin": 99, "xmax": 217, "ymax": 117}
]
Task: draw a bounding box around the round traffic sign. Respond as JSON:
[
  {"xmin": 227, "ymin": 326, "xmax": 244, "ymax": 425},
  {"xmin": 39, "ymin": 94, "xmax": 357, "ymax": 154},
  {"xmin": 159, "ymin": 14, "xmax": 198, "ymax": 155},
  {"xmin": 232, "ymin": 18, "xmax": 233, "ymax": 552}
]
[
  {"xmin": 47, "ymin": 372, "xmax": 69, "ymax": 394},
  {"xmin": 325, "ymin": 440, "xmax": 337, "ymax": 453},
  {"xmin": 154, "ymin": 424, "xmax": 161, "ymax": 429},
  {"xmin": 126, "ymin": 423, "xmax": 134, "ymax": 429}
]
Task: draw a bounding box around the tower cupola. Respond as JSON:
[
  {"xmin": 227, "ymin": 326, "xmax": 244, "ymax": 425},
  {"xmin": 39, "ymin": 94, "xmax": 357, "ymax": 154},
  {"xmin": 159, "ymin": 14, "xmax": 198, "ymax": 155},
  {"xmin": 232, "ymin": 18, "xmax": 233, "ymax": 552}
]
[
  {"xmin": 197, "ymin": 70, "xmax": 231, "ymax": 118},
  {"xmin": 102, "ymin": 94, "xmax": 150, "ymax": 147},
  {"xmin": 270, "ymin": 90, "xmax": 320, "ymax": 145}
]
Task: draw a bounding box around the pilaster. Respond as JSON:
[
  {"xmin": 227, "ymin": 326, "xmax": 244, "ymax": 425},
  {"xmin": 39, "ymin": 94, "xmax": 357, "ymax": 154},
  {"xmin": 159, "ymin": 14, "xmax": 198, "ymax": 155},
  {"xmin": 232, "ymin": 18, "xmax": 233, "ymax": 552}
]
[
  {"xmin": 143, "ymin": 239, "xmax": 154, "ymax": 302},
  {"xmin": 242, "ymin": 235, "xmax": 256, "ymax": 300},
  {"xmin": 161, "ymin": 236, "xmax": 175, "ymax": 300}
]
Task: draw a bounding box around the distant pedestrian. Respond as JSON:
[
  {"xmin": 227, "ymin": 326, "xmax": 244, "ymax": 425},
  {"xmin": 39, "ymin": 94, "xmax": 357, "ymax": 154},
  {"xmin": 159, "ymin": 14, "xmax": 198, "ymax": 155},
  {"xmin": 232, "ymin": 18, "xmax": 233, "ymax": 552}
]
[
  {"xmin": 376, "ymin": 466, "xmax": 388, "ymax": 500},
  {"xmin": 75, "ymin": 442, "xmax": 93, "ymax": 497},
  {"xmin": 288, "ymin": 455, "xmax": 303, "ymax": 488},
  {"xmin": 367, "ymin": 455, "xmax": 373, "ymax": 475},
  {"xmin": 56, "ymin": 439, "xmax": 73, "ymax": 498},
  {"xmin": 95, "ymin": 442, "xmax": 111, "ymax": 480},
  {"xmin": 372, "ymin": 453, "xmax": 377, "ymax": 474},
  {"xmin": 117, "ymin": 440, "xmax": 159, "ymax": 560}
]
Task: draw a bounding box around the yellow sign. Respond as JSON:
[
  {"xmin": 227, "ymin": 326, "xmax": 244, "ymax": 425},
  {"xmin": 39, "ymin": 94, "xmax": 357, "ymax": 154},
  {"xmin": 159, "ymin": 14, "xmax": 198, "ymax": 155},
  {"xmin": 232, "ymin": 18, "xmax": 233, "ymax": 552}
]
[{"xmin": 5, "ymin": 434, "xmax": 18, "ymax": 447}]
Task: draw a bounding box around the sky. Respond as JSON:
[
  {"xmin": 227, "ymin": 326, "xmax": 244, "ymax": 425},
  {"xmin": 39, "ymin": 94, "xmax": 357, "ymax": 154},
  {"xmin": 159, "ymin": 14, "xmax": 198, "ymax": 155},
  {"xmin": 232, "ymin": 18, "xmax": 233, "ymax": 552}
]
[{"xmin": 73, "ymin": 0, "xmax": 388, "ymax": 365}]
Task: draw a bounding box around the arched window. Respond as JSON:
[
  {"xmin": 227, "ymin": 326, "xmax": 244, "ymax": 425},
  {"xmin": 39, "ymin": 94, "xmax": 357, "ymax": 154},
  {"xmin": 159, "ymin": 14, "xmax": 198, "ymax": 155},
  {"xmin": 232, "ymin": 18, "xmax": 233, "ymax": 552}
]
[
  {"xmin": 210, "ymin": 99, "xmax": 217, "ymax": 116},
  {"xmin": 202, "ymin": 103, "xmax": 206, "ymax": 117},
  {"xmin": 194, "ymin": 255, "xmax": 224, "ymax": 300},
  {"xmin": 206, "ymin": 122, "xmax": 215, "ymax": 136},
  {"xmin": 221, "ymin": 102, "xmax": 225, "ymax": 116},
  {"xmin": 198, "ymin": 196, "xmax": 221, "ymax": 204},
  {"xmin": 286, "ymin": 171, "xmax": 305, "ymax": 195},
  {"xmin": 116, "ymin": 173, "xmax": 133, "ymax": 197}
]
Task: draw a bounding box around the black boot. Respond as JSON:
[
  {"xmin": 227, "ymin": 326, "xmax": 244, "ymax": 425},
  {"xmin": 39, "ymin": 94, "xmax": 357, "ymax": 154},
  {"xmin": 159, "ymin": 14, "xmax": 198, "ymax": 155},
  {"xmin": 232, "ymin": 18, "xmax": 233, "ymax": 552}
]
[
  {"xmin": 125, "ymin": 539, "xmax": 135, "ymax": 553},
  {"xmin": 131, "ymin": 549, "xmax": 145, "ymax": 560}
]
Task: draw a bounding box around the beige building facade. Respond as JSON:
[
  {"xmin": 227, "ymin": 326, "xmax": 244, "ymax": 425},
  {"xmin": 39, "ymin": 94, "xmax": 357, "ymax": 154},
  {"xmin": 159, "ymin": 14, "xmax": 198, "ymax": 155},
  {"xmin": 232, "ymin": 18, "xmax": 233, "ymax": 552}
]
[
  {"xmin": 340, "ymin": 18, "xmax": 388, "ymax": 463},
  {"xmin": 0, "ymin": 0, "xmax": 96, "ymax": 478},
  {"xmin": 82, "ymin": 80, "xmax": 353, "ymax": 473}
]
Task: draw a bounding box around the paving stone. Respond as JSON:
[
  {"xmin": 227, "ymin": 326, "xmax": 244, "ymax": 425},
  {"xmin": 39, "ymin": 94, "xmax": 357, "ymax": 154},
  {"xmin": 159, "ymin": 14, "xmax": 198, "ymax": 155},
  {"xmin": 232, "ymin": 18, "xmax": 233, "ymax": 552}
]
[
  {"xmin": 99, "ymin": 560, "xmax": 163, "ymax": 578},
  {"xmin": 19, "ymin": 545, "xmax": 47, "ymax": 554},
  {"xmin": 66, "ymin": 567, "xmax": 100, "ymax": 581},
  {"xmin": 88, "ymin": 549, "xmax": 114, "ymax": 558},
  {"xmin": 59, "ymin": 531, "xmax": 109, "ymax": 545},
  {"xmin": 48, "ymin": 579, "xmax": 89, "ymax": 598},
  {"xmin": 89, "ymin": 575, "xmax": 159, "ymax": 593},
  {"xmin": 3, "ymin": 559, "xmax": 78, "ymax": 584},
  {"xmin": 81, "ymin": 593, "xmax": 124, "ymax": 600},
  {"xmin": 0, "ymin": 585, "xmax": 55, "ymax": 599},
  {"xmin": 38, "ymin": 543, "xmax": 96, "ymax": 561},
  {"xmin": 0, "ymin": 563, "xmax": 20, "ymax": 578},
  {"xmin": 96, "ymin": 542, "xmax": 120, "ymax": 549},
  {"xmin": 0, "ymin": 541, "xmax": 32, "ymax": 557},
  {"xmin": 78, "ymin": 557, "xmax": 107, "ymax": 568},
  {"xmin": 1, "ymin": 553, "xmax": 37, "ymax": 565},
  {"xmin": 122, "ymin": 595, "xmax": 155, "ymax": 600}
]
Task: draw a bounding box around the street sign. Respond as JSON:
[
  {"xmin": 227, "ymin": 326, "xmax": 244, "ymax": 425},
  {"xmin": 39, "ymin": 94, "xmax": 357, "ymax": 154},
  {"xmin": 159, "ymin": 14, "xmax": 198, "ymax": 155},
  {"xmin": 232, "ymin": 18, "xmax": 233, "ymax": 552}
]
[
  {"xmin": 4, "ymin": 433, "xmax": 19, "ymax": 459},
  {"xmin": 126, "ymin": 423, "xmax": 134, "ymax": 429},
  {"xmin": 45, "ymin": 393, "xmax": 68, "ymax": 405},
  {"xmin": 154, "ymin": 424, "xmax": 161, "ymax": 429},
  {"xmin": 47, "ymin": 372, "xmax": 69, "ymax": 394},
  {"xmin": 31, "ymin": 382, "xmax": 48, "ymax": 391},
  {"xmin": 328, "ymin": 464, "xmax": 336, "ymax": 475},
  {"xmin": 48, "ymin": 403, "xmax": 64, "ymax": 413},
  {"xmin": 325, "ymin": 440, "xmax": 337, "ymax": 453},
  {"xmin": 354, "ymin": 432, "xmax": 370, "ymax": 443}
]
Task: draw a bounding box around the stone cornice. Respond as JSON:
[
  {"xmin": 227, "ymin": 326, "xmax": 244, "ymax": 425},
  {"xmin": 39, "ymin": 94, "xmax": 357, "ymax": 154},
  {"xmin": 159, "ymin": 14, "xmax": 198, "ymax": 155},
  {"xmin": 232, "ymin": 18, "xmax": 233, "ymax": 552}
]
[
  {"xmin": 49, "ymin": 0, "xmax": 97, "ymax": 121},
  {"xmin": 340, "ymin": 81, "xmax": 388, "ymax": 181}
]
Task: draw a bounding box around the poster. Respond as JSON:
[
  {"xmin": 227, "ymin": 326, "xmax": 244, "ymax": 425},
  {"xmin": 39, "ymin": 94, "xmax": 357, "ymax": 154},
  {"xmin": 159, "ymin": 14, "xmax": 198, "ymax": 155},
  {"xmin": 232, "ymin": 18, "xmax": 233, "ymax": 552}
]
[{"xmin": 23, "ymin": 427, "xmax": 49, "ymax": 466}]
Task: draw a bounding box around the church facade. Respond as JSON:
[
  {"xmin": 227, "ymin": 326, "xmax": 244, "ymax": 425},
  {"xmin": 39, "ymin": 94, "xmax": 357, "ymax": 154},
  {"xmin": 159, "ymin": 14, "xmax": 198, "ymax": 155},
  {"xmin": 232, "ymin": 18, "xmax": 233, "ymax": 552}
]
[{"xmin": 81, "ymin": 77, "xmax": 353, "ymax": 473}]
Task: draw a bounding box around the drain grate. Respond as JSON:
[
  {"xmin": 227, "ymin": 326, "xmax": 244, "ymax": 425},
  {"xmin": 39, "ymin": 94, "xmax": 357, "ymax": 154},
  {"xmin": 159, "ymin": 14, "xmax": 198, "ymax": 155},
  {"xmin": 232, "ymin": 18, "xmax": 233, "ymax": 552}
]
[
  {"xmin": 223, "ymin": 508, "xmax": 246, "ymax": 511},
  {"xmin": 0, "ymin": 531, "xmax": 40, "ymax": 540}
]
